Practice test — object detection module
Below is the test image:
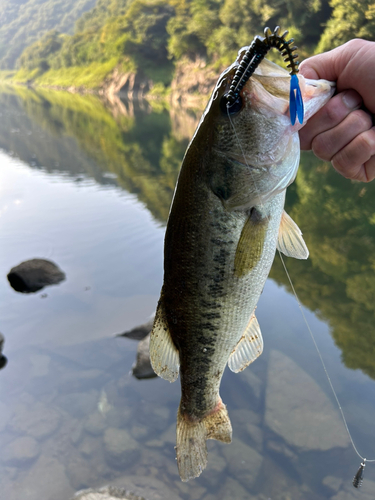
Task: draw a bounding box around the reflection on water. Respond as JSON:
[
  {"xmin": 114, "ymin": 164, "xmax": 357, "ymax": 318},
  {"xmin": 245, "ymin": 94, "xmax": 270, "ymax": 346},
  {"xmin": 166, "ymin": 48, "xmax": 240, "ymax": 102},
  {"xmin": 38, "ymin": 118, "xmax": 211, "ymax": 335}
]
[{"xmin": 0, "ymin": 86, "xmax": 375, "ymax": 499}]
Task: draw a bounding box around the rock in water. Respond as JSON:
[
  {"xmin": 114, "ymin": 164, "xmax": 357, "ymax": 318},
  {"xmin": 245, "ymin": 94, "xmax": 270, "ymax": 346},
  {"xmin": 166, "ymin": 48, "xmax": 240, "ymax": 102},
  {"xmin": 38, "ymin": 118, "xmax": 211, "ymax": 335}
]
[
  {"xmin": 0, "ymin": 333, "xmax": 7, "ymax": 370},
  {"xmin": 117, "ymin": 318, "xmax": 154, "ymax": 341},
  {"xmin": 132, "ymin": 334, "xmax": 157, "ymax": 380},
  {"xmin": 265, "ymin": 350, "xmax": 350, "ymax": 450},
  {"xmin": 7, "ymin": 258, "xmax": 65, "ymax": 293},
  {"xmin": 0, "ymin": 356, "xmax": 7, "ymax": 370}
]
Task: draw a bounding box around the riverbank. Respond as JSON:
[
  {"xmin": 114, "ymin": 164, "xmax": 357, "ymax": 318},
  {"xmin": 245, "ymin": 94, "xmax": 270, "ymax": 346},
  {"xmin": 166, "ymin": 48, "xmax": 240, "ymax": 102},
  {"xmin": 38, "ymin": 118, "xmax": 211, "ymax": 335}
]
[{"xmin": 0, "ymin": 57, "xmax": 220, "ymax": 111}]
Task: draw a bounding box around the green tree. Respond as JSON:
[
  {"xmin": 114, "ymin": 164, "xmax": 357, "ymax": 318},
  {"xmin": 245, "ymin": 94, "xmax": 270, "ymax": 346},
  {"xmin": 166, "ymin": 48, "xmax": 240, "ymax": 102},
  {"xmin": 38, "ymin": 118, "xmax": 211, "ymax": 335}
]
[
  {"xmin": 0, "ymin": 0, "xmax": 96, "ymax": 69},
  {"xmin": 18, "ymin": 31, "xmax": 64, "ymax": 71},
  {"xmin": 317, "ymin": 0, "xmax": 375, "ymax": 52}
]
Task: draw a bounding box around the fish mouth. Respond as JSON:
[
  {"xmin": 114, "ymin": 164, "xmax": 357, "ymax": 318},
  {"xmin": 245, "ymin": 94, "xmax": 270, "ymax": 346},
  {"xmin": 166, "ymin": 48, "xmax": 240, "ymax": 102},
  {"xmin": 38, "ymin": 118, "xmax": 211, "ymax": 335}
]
[{"xmin": 301, "ymin": 78, "xmax": 336, "ymax": 123}]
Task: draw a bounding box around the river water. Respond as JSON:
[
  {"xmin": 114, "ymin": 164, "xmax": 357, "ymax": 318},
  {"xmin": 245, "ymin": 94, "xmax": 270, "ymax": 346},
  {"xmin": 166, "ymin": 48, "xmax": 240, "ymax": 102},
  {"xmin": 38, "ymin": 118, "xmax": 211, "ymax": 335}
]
[{"xmin": 0, "ymin": 86, "xmax": 375, "ymax": 500}]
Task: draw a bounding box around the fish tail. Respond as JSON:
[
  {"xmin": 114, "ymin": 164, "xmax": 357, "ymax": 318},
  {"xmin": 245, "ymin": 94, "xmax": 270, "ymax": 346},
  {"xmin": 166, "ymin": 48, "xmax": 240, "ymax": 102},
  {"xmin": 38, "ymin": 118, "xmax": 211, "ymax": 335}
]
[{"xmin": 176, "ymin": 399, "xmax": 232, "ymax": 482}]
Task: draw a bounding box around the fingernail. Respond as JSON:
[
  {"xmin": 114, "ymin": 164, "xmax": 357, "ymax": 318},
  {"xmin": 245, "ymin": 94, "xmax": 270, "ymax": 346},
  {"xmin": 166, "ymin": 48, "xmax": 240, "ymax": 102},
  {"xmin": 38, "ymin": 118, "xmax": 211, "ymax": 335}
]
[{"xmin": 342, "ymin": 90, "xmax": 362, "ymax": 109}]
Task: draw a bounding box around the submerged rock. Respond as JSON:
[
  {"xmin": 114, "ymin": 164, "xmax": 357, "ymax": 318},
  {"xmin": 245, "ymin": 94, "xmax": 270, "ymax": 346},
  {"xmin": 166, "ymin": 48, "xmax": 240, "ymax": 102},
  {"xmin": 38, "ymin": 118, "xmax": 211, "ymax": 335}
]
[
  {"xmin": 2, "ymin": 436, "xmax": 40, "ymax": 465},
  {"xmin": 9, "ymin": 401, "xmax": 61, "ymax": 439},
  {"xmin": 72, "ymin": 486, "xmax": 147, "ymax": 500},
  {"xmin": 218, "ymin": 477, "xmax": 250, "ymax": 500},
  {"xmin": 7, "ymin": 258, "xmax": 65, "ymax": 293},
  {"xmin": 132, "ymin": 334, "xmax": 157, "ymax": 380},
  {"xmin": 221, "ymin": 438, "xmax": 263, "ymax": 489},
  {"xmin": 265, "ymin": 350, "xmax": 350, "ymax": 450},
  {"xmin": 110, "ymin": 476, "xmax": 182, "ymax": 500},
  {"xmin": 322, "ymin": 475, "xmax": 343, "ymax": 492},
  {"xmin": 8, "ymin": 455, "xmax": 74, "ymax": 500},
  {"xmin": 331, "ymin": 479, "xmax": 375, "ymax": 500},
  {"xmin": 103, "ymin": 428, "xmax": 140, "ymax": 468}
]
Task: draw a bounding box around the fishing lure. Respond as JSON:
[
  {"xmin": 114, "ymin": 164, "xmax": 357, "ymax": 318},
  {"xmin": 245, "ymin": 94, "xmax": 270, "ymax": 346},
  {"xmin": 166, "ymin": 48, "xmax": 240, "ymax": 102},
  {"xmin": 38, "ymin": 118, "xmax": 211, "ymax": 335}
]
[
  {"xmin": 353, "ymin": 460, "xmax": 366, "ymax": 488},
  {"xmin": 222, "ymin": 26, "xmax": 304, "ymax": 125}
]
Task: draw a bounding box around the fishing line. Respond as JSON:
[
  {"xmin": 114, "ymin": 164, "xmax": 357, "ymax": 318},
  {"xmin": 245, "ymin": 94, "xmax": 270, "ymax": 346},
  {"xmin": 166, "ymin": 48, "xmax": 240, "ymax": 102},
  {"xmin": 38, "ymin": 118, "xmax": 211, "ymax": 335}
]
[
  {"xmin": 278, "ymin": 252, "xmax": 375, "ymax": 467},
  {"xmin": 226, "ymin": 89, "xmax": 375, "ymax": 489}
]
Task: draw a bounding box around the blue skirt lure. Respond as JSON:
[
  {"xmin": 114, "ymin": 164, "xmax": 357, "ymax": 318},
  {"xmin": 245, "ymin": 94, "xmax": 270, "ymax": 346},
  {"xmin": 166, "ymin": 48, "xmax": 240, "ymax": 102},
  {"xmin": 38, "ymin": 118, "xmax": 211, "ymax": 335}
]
[{"xmin": 290, "ymin": 73, "xmax": 304, "ymax": 125}]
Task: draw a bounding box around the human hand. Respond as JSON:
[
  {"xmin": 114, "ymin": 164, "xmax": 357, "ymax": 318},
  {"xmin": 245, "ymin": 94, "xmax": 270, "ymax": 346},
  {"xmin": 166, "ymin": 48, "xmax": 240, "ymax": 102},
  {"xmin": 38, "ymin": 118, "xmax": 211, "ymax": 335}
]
[{"xmin": 299, "ymin": 39, "xmax": 375, "ymax": 182}]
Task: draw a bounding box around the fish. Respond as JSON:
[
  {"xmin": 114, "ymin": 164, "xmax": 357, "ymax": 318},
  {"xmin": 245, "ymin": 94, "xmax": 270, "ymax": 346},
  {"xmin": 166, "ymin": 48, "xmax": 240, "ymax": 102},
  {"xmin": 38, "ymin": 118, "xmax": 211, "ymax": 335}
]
[{"xmin": 150, "ymin": 49, "xmax": 335, "ymax": 481}]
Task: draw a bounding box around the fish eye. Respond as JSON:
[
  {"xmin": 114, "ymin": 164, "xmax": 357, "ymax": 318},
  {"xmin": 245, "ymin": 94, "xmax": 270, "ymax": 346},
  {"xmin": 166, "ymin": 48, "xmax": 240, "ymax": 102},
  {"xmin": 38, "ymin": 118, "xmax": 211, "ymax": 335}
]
[{"xmin": 220, "ymin": 94, "xmax": 243, "ymax": 116}]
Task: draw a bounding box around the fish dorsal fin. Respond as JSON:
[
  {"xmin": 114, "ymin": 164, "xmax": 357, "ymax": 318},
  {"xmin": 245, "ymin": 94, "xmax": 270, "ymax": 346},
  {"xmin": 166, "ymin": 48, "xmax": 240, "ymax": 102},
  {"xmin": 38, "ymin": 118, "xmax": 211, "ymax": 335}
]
[
  {"xmin": 234, "ymin": 209, "xmax": 268, "ymax": 277},
  {"xmin": 149, "ymin": 296, "xmax": 180, "ymax": 382},
  {"xmin": 277, "ymin": 210, "xmax": 309, "ymax": 259},
  {"xmin": 228, "ymin": 313, "xmax": 263, "ymax": 373}
]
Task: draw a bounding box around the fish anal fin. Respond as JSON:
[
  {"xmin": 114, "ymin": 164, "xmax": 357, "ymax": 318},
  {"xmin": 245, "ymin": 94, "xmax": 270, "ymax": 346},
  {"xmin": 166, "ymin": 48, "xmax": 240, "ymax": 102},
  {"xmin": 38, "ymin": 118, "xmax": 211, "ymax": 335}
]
[
  {"xmin": 176, "ymin": 400, "xmax": 232, "ymax": 482},
  {"xmin": 277, "ymin": 210, "xmax": 309, "ymax": 259},
  {"xmin": 234, "ymin": 209, "xmax": 268, "ymax": 278},
  {"xmin": 228, "ymin": 313, "xmax": 263, "ymax": 373},
  {"xmin": 149, "ymin": 296, "xmax": 180, "ymax": 382}
]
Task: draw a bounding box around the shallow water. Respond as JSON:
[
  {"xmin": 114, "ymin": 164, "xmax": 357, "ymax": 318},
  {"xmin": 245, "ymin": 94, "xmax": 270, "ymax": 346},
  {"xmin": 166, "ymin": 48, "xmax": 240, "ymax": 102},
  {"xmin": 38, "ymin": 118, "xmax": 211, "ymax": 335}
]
[{"xmin": 1, "ymin": 86, "xmax": 375, "ymax": 500}]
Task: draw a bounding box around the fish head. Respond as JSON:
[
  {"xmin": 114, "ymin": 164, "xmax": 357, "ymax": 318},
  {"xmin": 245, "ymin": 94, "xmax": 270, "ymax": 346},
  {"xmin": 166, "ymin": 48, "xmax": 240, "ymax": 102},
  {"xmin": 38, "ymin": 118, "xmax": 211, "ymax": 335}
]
[{"xmin": 200, "ymin": 48, "xmax": 335, "ymax": 208}]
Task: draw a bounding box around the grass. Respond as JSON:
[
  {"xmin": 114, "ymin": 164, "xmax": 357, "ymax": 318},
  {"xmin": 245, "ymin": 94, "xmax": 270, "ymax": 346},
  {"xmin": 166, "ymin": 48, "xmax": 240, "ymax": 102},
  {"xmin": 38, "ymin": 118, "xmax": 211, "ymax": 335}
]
[
  {"xmin": 13, "ymin": 67, "xmax": 43, "ymax": 82},
  {"xmin": 12, "ymin": 58, "xmax": 119, "ymax": 89},
  {"xmin": 0, "ymin": 70, "xmax": 17, "ymax": 82}
]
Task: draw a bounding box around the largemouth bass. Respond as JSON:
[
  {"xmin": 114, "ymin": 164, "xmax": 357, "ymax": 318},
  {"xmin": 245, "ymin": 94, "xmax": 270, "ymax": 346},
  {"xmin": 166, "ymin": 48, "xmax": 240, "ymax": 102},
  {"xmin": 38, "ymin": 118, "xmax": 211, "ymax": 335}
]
[{"xmin": 150, "ymin": 50, "xmax": 335, "ymax": 481}]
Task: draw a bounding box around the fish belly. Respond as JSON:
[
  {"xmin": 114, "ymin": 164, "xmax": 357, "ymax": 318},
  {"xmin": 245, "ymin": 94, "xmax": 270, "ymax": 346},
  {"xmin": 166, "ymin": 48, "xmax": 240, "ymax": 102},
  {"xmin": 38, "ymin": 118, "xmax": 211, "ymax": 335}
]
[{"xmin": 161, "ymin": 182, "xmax": 285, "ymax": 480}]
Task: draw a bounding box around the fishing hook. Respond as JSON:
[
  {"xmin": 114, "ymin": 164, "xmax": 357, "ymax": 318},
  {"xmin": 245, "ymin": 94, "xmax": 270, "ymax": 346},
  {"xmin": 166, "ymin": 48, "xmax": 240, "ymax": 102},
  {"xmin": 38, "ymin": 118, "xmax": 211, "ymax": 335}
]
[{"xmin": 222, "ymin": 26, "xmax": 304, "ymax": 125}]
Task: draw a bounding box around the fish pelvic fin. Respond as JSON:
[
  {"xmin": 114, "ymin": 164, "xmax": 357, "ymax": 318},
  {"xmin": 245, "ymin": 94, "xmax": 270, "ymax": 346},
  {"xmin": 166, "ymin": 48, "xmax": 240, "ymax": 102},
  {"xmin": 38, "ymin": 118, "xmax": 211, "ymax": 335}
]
[
  {"xmin": 228, "ymin": 313, "xmax": 263, "ymax": 372},
  {"xmin": 277, "ymin": 210, "xmax": 309, "ymax": 259},
  {"xmin": 176, "ymin": 400, "xmax": 232, "ymax": 482},
  {"xmin": 149, "ymin": 295, "xmax": 180, "ymax": 382}
]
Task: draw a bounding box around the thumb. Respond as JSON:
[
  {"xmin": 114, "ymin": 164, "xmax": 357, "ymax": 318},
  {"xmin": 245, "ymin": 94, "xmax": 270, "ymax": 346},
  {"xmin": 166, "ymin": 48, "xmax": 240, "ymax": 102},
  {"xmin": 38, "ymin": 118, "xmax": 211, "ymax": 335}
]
[
  {"xmin": 299, "ymin": 40, "xmax": 375, "ymax": 112},
  {"xmin": 299, "ymin": 46, "xmax": 343, "ymax": 81}
]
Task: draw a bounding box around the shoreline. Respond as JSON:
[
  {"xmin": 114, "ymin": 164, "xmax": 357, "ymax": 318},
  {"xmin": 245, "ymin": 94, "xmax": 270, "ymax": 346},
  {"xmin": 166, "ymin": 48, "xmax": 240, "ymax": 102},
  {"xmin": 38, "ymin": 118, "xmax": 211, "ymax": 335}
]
[{"xmin": 0, "ymin": 57, "xmax": 220, "ymax": 111}]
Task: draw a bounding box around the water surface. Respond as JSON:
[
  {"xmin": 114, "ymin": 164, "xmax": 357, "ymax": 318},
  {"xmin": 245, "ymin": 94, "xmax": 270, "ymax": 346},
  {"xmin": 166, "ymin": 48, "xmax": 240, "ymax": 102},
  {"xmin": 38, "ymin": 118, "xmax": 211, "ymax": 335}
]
[{"xmin": 0, "ymin": 86, "xmax": 375, "ymax": 500}]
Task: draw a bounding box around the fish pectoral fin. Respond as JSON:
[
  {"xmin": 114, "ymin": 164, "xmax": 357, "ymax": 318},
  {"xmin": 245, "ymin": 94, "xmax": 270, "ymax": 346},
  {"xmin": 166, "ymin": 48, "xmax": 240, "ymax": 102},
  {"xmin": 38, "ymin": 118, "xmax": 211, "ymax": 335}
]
[
  {"xmin": 149, "ymin": 297, "xmax": 180, "ymax": 382},
  {"xmin": 228, "ymin": 313, "xmax": 263, "ymax": 373},
  {"xmin": 277, "ymin": 210, "xmax": 309, "ymax": 260},
  {"xmin": 234, "ymin": 208, "xmax": 268, "ymax": 277}
]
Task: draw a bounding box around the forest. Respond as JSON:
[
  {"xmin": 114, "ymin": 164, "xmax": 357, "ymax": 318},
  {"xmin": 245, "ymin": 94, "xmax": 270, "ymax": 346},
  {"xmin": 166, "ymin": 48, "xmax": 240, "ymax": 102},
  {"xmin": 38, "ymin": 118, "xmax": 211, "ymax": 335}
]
[
  {"xmin": 0, "ymin": 0, "xmax": 96, "ymax": 70},
  {"xmin": 1, "ymin": 0, "xmax": 375, "ymax": 90}
]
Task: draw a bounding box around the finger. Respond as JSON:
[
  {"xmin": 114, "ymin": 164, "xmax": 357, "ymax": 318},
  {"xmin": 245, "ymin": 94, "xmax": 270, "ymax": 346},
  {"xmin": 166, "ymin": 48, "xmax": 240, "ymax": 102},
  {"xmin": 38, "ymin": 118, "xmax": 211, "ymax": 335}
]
[
  {"xmin": 300, "ymin": 40, "xmax": 375, "ymax": 112},
  {"xmin": 331, "ymin": 127, "xmax": 375, "ymax": 182},
  {"xmin": 299, "ymin": 90, "xmax": 362, "ymax": 150},
  {"xmin": 311, "ymin": 109, "xmax": 373, "ymax": 161},
  {"xmin": 299, "ymin": 44, "xmax": 345, "ymax": 81},
  {"xmin": 363, "ymin": 156, "xmax": 375, "ymax": 182},
  {"xmin": 299, "ymin": 39, "xmax": 366, "ymax": 83}
]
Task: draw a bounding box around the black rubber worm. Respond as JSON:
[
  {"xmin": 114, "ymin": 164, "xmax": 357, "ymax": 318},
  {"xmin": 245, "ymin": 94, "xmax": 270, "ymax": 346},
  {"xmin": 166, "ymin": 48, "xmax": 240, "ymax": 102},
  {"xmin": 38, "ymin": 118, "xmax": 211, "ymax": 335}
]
[{"xmin": 222, "ymin": 26, "xmax": 304, "ymax": 125}]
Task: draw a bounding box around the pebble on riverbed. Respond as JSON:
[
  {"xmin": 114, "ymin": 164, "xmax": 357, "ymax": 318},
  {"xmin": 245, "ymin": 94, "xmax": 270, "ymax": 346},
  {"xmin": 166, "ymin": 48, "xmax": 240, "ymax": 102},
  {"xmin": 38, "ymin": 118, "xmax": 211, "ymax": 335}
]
[
  {"xmin": 7, "ymin": 258, "xmax": 65, "ymax": 293},
  {"xmin": 72, "ymin": 486, "xmax": 147, "ymax": 500}
]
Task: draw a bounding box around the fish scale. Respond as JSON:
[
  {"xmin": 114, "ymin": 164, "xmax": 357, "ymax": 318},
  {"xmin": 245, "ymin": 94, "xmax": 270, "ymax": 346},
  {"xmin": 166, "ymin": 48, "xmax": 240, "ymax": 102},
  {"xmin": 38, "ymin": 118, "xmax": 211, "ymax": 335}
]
[{"xmin": 150, "ymin": 55, "xmax": 335, "ymax": 481}]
